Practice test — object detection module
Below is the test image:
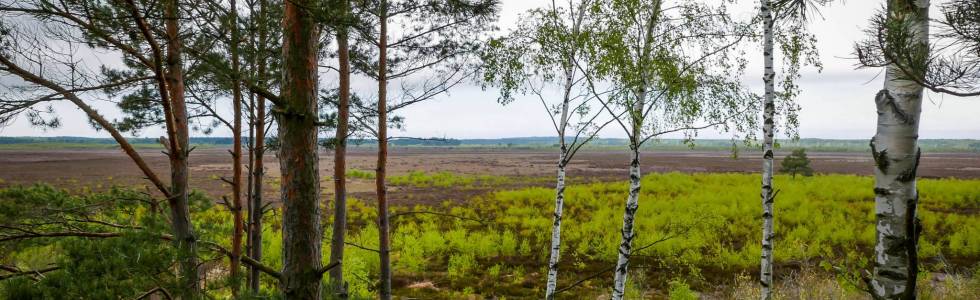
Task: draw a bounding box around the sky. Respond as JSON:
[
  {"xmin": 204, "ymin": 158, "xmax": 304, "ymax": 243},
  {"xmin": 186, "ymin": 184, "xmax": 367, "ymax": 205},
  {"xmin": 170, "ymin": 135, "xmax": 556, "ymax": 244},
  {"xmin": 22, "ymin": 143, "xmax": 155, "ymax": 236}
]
[{"xmin": 1, "ymin": 0, "xmax": 977, "ymax": 140}]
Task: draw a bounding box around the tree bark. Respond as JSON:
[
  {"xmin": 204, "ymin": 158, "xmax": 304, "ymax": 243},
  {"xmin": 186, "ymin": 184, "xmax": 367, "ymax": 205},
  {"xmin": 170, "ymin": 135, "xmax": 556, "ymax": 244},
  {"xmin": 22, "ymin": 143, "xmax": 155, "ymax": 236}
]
[
  {"xmin": 279, "ymin": 0, "xmax": 323, "ymax": 297},
  {"xmin": 869, "ymin": 2, "xmax": 928, "ymax": 299},
  {"xmin": 329, "ymin": 0, "xmax": 352, "ymax": 296},
  {"xmin": 229, "ymin": 0, "xmax": 244, "ymax": 295},
  {"xmin": 759, "ymin": 0, "xmax": 776, "ymax": 298},
  {"xmin": 164, "ymin": 0, "xmax": 200, "ymax": 296},
  {"xmin": 376, "ymin": 7, "xmax": 393, "ymax": 299},
  {"xmin": 544, "ymin": 52, "xmax": 577, "ymax": 299},
  {"xmin": 611, "ymin": 148, "xmax": 641, "ymax": 300},
  {"xmin": 544, "ymin": 153, "xmax": 567, "ymax": 299},
  {"xmin": 248, "ymin": 0, "xmax": 268, "ymax": 293}
]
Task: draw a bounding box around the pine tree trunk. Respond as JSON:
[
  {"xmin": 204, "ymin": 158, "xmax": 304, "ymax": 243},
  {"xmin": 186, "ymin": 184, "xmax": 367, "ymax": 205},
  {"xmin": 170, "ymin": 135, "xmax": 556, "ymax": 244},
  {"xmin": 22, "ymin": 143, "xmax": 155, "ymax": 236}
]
[
  {"xmin": 611, "ymin": 148, "xmax": 641, "ymax": 300},
  {"xmin": 229, "ymin": 0, "xmax": 244, "ymax": 295},
  {"xmin": 248, "ymin": 0, "xmax": 268, "ymax": 293},
  {"xmin": 869, "ymin": 2, "xmax": 928, "ymax": 298},
  {"xmin": 279, "ymin": 0, "xmax": 323, "ymax": 296},
  {"xmin": 376, "ymin": 7, "xmax": 393, "ymax": 299},
  {"xmin": 249, "ymin": 92, "xmax": 266, "ymax": 293},
  {"xmin": 759, "ymin": 0, "xmax": 776, "ymax": 298},
  {"xmin": 329, "ymin": 0, "xmax": 352, "ymax": 295},
  {"xmin": 164, "ymin": 0, "xmax": 199, "ymax": 296}
]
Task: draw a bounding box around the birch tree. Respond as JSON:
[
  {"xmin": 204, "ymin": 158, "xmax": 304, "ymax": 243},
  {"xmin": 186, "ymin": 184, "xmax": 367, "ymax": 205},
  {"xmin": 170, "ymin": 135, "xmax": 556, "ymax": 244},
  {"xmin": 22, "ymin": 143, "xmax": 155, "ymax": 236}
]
[
  {"xmin": 480, "ymin": 1, "xmax": 611, "ymax": 298},
  {"xmin": 584, "ymin": 1, "xmax": 756, "ymax": 298},
  {"xmin": 347, "ymin": 1, "xmax": 498, "ymax": 297},
  {"xmin": 854, "ymin": 2, "xmax": 980, "ymax": 294},
  {"xmin": 0, "ymin": 0, "xmax": 201, "ymax": 296},
  {"xmin": 853, "ymin": 0, "xmax": 934, "ymax": 298},
  {"xmin": 756, "ymin": 0, "xmax": 825, "ymax": 298}
]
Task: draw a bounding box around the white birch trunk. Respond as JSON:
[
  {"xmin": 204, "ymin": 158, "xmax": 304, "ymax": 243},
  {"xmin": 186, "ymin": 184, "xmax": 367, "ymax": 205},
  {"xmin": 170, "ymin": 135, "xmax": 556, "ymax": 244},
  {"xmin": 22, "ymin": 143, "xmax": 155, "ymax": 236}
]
[
  {"xmin": 611, "ymin": 149, "xmax": 641, "ymax": 300},
  {"xmin": 870, "ymin": 3, "xmax": 928, "ymax": 299},
  {"xmin": 871, "ymin": 1, "xmax": 929, "ymax": 299},
  {"xmin": 544, "ymin": 153, "xmax": 567, "ymax": 299},
  {"xmin": 759, "ymin": 0, "xmax": 776, "ymax": 298}
]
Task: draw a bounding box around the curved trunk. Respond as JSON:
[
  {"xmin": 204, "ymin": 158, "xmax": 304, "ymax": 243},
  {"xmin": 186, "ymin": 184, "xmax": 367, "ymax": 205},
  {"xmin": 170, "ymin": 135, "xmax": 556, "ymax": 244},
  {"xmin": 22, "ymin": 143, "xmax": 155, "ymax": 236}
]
[
  {"xmin": 759, "ymin": 0, "xmax": 776, "ymax": 298},
  {"xmin": 279, "ymin": 0, "xmax": 323, "ymax": 296},
  {"xmin": 329, "ymin": 0, "xmax": 352, "ymax": 295},
  {"xmin": 869, "ymin": 3, "xmax": 928, "ymax": 299},
  {"xmin": 611, "ymin": 149, "xmax": 641, "ymax": 300}
]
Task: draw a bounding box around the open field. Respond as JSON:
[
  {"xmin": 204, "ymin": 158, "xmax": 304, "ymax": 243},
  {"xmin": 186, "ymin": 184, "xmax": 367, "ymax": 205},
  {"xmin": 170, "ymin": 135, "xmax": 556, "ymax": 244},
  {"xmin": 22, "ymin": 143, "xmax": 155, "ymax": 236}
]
[
  {"xmin": 1, "ymin": 147, "xmax": 979, "ymax": 203},
  {"xmin": 1, "ymin": 148, "xmax": 979, "ymax": 298}
]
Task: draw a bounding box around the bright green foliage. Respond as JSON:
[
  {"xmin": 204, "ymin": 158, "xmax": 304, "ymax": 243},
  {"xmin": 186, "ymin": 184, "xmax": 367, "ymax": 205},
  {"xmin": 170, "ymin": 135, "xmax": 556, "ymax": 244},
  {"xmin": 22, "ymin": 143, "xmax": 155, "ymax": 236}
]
[
  {"xmin": 780, "ymin": 148, "xmax": 814, "ymax": 178},
  {"xmin": 2, "ymin": 173, "xmax": 978, "ymax": 297},
  {"xmin": 669, "ymin": 280, "xmax": 698, "ymax": 300},
  {"xmin": 346, "ymin": 169, "xmax": 376, "ymax": 179},
  {"xmin": 388, "ymin": 171, "xmax": 514, "ymax": 188}
]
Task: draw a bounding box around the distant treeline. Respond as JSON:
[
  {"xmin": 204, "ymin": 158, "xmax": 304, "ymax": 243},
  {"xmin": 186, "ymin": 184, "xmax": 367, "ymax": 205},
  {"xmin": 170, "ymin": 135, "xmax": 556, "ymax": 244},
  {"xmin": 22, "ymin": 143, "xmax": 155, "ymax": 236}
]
[{"xmin": 2, "ymin": 136, "xmax": 979, "ymax": 152}]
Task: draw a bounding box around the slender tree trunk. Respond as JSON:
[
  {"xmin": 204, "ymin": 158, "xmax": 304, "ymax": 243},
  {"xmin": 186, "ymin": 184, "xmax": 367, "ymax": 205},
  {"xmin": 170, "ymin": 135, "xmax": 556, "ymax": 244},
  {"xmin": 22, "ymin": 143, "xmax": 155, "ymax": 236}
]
[
  {"xmin": 869, "ymin": 1, "xmax": 928, "ymax": 298},
  {"xmin": 376, "ymin": 8, "xmax": 393, "ymax": 299},
  {"xmin": 329, "ymin": 0, "xmax": 352, "ymax": 295},
  {"xmin": 759, "ymin": 0, "xmax": 776, "ymax": 298},
  {"xmin": 279, "ymin": 0, "xmax": 323, "ymax": 297},
  {"xmin": 612, "ymin": 148, "xmax": 641, "ymax": 300},
  {"xmin": 544, "ymin": 59, "xmax": 576, "ymax": 299},
  {"xmin": 164, "ymin": 0, "xmax": 200, "ymax": 296},
  {"xmin": 245, "ymin": 90, "xmax": 255, "ymax": 290},
  {"xmin": 248, "ymin": 0, "xmax": 268, "ymax": 293},
  {"xmin": 544, "ymin": 153, "xmax": 567, "ymax": 299},
  {"xmin": 250, "ymin": 97, "xmax": 266, "ymax": 293},
  {"xmin": 612, "ymin": 92, "xmax": 644, "ymax": 300},
  {"xmin": 229, "ymin": 0, "xmax": 244, "ymax": 295}
]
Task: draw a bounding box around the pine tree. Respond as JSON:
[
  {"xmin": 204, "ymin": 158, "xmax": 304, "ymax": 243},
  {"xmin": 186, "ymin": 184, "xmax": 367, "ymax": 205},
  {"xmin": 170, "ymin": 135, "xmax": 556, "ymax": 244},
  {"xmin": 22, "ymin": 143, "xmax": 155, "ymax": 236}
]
[{"xmin": 779, "ymin": 148, "xmax": 814, "ymax": 179}]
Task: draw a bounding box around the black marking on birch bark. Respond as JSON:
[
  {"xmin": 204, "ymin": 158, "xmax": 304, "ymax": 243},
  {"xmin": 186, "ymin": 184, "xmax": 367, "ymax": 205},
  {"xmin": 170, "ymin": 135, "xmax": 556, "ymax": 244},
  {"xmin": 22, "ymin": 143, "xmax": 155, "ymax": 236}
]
[
  {"xmin": 904, "ymin": 192, "xmax": 920, "ymax": 299},
  {"xmin": 875, "ymin": 90, "xmax": 911, "ymax": 124},
  {"xmin": 897, "ymin": 147, "xmax": 921, "ymax": 183},
  {"xmin": 763, "ymin": 149, "xmax": 773, "ymax": 159},
  {"xmin": 882, "ymin": 234, "xmax": 907, "ymax": 257},
  {"xmin": 760, "ymin": 280, "xmax": 770, "ymax": 288},
  {"xmin": 873, "ymin": 188, "xmax": 891, "ymax": 196},
  {"xmin": 762, "ymin": 212, "xmax": 772, "ymax": 218},
  {"xmin": 877, "ymin": 269, "xmax": 909, "ymax": 281},
  {"xmin": 871, "ymin": 145, "xmax": 889, "ymax": 173},
  {"xmin": 761, "ymin": 243, "xmax": 772, "ymax": 251}
]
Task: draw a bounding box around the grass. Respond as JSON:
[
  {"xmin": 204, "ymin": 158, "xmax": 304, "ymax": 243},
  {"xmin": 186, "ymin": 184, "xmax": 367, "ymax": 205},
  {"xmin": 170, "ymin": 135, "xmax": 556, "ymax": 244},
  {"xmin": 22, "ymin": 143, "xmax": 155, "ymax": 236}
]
[{"xmin": 2, "ymin": 172, "xmax": 978, "ymax": 298}]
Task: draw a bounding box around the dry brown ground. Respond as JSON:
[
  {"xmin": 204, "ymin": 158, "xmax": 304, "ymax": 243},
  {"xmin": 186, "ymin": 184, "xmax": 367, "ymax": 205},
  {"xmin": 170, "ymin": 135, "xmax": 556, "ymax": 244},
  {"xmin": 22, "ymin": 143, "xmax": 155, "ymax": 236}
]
[{"xmin": 1, "ymin": 147, "xmax": 978, "ymax": 205}]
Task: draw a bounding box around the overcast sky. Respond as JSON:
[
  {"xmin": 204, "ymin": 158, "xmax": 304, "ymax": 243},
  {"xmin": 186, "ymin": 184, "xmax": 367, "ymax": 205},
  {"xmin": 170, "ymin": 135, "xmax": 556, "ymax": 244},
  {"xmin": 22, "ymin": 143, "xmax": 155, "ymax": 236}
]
[{"xmin": 1, "ymin": 0, "xmax": 977, "ymax": 139}]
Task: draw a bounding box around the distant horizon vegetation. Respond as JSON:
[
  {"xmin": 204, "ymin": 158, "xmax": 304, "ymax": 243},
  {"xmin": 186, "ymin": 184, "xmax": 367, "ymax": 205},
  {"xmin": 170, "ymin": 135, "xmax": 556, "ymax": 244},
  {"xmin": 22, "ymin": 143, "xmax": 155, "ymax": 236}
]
[{"xmin": 1, "ymin": 136, "xmax": 979, "ymax": 152}]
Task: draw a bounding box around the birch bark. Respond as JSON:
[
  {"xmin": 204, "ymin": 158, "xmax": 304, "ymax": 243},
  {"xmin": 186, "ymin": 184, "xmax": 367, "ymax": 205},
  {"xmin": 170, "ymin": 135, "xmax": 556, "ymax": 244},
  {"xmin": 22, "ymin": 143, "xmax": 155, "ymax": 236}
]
[
  {"xmin": 612, "ymin": 90, "xmax": 645, "ymax": 299},
  {"xmin": 611, "ymin": 148, "xmax": 641, "ymax": 300},
  {"xmin": 869, "ymin": 2, "xmax": 928, "ymax": 299},
  {"xmin": 759, "ymin": 0, "xmax": 776, "ymax": 298}
]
